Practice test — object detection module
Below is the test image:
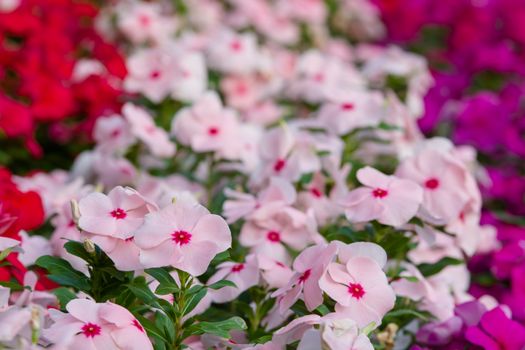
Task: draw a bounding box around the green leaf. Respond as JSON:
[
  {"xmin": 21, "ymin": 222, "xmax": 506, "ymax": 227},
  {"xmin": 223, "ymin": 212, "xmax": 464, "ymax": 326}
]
[
  {"xmin": 208, "ymin": 280, "xmax": 237, "ymax": 290},
  {"xmin": 64, "ymin": 241, "xmax": 92, "ymax": 262},
  {"xmin": 417, "ymin": 257, "xmax": 463, "ymax": 277},
  {"xmin": 135, "ymin": 314, "xmax": 170, "ymax": 344},
  {"xmin": 182, "ymin": 288, "xmax": 207, "ymax": 316},
  {"xmin": 126, "ymin": 277, "xmax": 161, "ymax": 307},
  {"xmin": 0, "ymin": 280, "xmax": 24, "ymax": 291},
  {"xmin": 35, "ymin": 256, "xmax": 90, "ymax": 291},
  {"xmin": 146, "ymin": 268, "xmax": 179, "ymax": 295},
  {"xmin": 194, "ymin": 317, "xmax": 247, "ymax": 338},
  {"xmin": 53, "ymin": 287, "xmax": 77, "ymax": 310},
  {"xmin": 0, "ymin": 247, "xmax": 14, "ymax": 261},
  {"xmin": 383, "ymin": 308, "xmax": 430, "ymax": 322}
]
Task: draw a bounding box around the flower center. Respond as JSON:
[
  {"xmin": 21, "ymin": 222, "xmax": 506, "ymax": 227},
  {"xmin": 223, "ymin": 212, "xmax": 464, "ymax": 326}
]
[
  {"xmin": 110, "ymin": 208, "xmax": 127, "ymax": 219},
  {"xmin": 372, "ymin": 188, "xmax": 388, "ymax": 198},
  {"xmin": 132, "ymin": 319, "xmax": 144, "ymax": 333},
  {"xmin": 230, "ymin": 39, "xmax": 243, "ymax": 52},
  {"xmin": 139, "ymin": 14, "xmax": 150, "ymax": 26},
  {"xmin": 298, "ymin": 269, "xmax": 311, "ymax": 283},
  {"xmin": 171, "ymin": 230, "xmax": 192, "ymax": 245},
  {"xmin": 313, "ymin": 72, "xmax": 324, "ymax": 82},
  {"xmin": 266, "ymin": 231, "xmax": 281, "ymax": 242},
  {"xmin": 425, "ymin": 178, "xmax": 440, "ymax": 190},
  {"xmin": 341, "ymin": 102, "xmax": 355, "ymax": 111},
  {"xmin": 310, "ymin": 188, "xmax": 322, "ymax": 198},
  {"xmin": 208, "ymin": 127, "xmax": 219, "ymax": 136},
  {"xmin": 348, "ymin": 282, "xmax": 365, "ymax": 299},
  {"xmin": 273, "ymin": 158, "xmax": 286, "ymax": 172},
  {"xmin": 150, "ymin": 70, "xmax": 161, "ymax": 79},
  {"xmin": 231, "ymin": 263, "xmax": 244, "ymax": 273},
  {"xmin": 81, "ymin": 323, "xmax": 101, "ymax": 338}
]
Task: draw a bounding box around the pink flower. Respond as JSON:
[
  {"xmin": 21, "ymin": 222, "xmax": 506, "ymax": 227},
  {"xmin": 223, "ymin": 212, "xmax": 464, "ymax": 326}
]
[
  {"xmin": 316, "ymin": 90, "xmax": 384, "ymax": 135},
  {"xmin": 257, "ymin": 253, "xmax": 294, "ymax": 289},
  {"xmin": 272, "ymin": 243, "xmax": 337, "ymax": 313},
  {"xmin": 341, "ymin": 166, "xmax": 423, "ymax": 227},
  {"xmin": 78, "ymin": 186, "xmax": 153, "ymax": 240},
  {"xmin": 239, "ymin": 209, "xmax": 318, "ymax": 264},
  {"xmin": 395, "ymin": 148, "xmax": 477, "ymax": 223},
  {"xmin": 171, "ymin": 91, "xmax": 241, "ymax": 160},
  {"xmin": 319, "ymin": 255, "xmax": 395, "ymax": 328},
  {"xmin": 223, "ymin": 177, "xmax": 297, "ymax": 224},
  {"xmin": 208, "ymin": 255, "xmax": 260, "ymax": 303},
  {"xmin": 124, "ymin": 47, "xmax": 178, "ymax": 103},
  {"xmin": 207, "ymin": 30, "xmax": 261, "ymax": 74},
  {"xmin": 117, "ymin": 2, "xmax": 177, "ymax": 45},
  {"xmin": 134, "ymin": 198, "xmax": 231, "ymax": 276},
  {"xmin": 123, "ymin": 103, "xmax": 176, "ymax": 158},
  {"xmin": 274, "ymin": 313, "xmax": 373, "ymax": 350},
  {"xmin": 93, "ymin": 115, "xmax": 135, "ymax": 154},
  {"xmin": 43, "ymin": 299, "xmax": 152, "ymax": 350}
]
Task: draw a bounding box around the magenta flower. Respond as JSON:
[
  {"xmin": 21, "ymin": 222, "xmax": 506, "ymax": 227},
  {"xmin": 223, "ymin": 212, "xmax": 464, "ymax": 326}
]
[
  {"xmin": 465, "ymin": 307, "xmax": 525, "ymax": 350},
  {"xmin": 134, "ymin": 198, "xmax": 231, "ymax": 276}
]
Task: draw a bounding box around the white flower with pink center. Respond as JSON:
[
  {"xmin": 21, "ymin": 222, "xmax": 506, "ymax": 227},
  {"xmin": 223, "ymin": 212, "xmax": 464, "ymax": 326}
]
[
  {"xmin": 208, "ymin": 255, "xmax": 260, "ymax": 303},
  {"xmin": 78, "ymin": 186, "xmax": 154, "ymax": 240},
  {"xmin": 171, "ymin": 91, "xmax": 241, "ymax": 160},
  {"xmin": 134, "ymin": 199, "xmax": 231, "ymax": 276},
  {"xmin": 341, "ymin": 166, "xmax": 423, "ymax": 227},
  {"xmin": 206, "ymin": 30, "xmax": 261, "ymax": 74},
  {"xmin": 123, "ymin": 103, "xmax": 176, "ymax": 159},
  {"xmin": 319, "ymin": 255, "xmax": 395, "ymax": 328},
  {"xmin": 43, "ymin": 299, "xmax": 152, "ymax": 350},
  {"xmin": 272, "ymin": 242, "xmax": 337, "ymax": 313},
  {"xmin": 396, "ymin": 148, "xmax": 476, "ymax": 223}
]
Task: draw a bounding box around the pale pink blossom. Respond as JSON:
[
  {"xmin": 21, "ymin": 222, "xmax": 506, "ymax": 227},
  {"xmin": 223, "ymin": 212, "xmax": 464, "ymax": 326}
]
[
  {"xmin": 117, "ymin": 2, "xmax": 177, "ymax": 44},
  {"xmin": 172, "ymin": 91, "xmax": 241, "ymax": 159},
  {"xmin": 208, "ymin": 255, "xmax": 260, "ymax": 303},
  {"xmin": 78, "ymin": 186, "xmax": 154, "ymax": 239},
  {"xmin": 316, "ymin": 90, "xmax": 384, "ymax": 135},
  {"xmin": 272, "ymin": 242, "xmax": 337, "ymax": 313},
  {"xmin": 123, "ymin": 103, "xmax": 176, "ymax": 158},
  {"xmin": 223, "ymin": 177, "xmax": 297, "ymax": 224},
  {"xmin": 274, "ymin": 313, "xmax": 373, "ymax": 350},
  {"xmin": 206, "ymin": 30, "xmax": 260, "ymax": 74},
  {"xmin": 319, "ymin": 256, "xmax": 395, "ymax": 328},
  {"xmin": 341, "ymin": 166, "xmax": 423, "ymax": 227},
  {"xmin": 124, "ymin": 47, "xmax": 178, "ymax": 103},
  {"xmin": 239, "ymin": 209, "xmax": 317, "ymax": 264},
  {"xmin": 44, "ymin": 299, "xmax": 152, "ymax": 350},
  {"xmin": 93, "ymin": 115, "xmax": 135, "ymax": 154},
  {"xmin": 18, "ymin": 231, "xmax": 52, "ymax": 267},
  {"xmin": 257, "ymin": 254, "xmax": 294, "ymax": 289},
  {"xmin": 134, "ymin": 199, "xmax": 231, "ymax": 276}
]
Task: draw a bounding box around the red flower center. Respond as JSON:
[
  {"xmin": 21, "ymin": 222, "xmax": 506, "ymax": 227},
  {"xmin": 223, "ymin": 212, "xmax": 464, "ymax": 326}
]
[
  {"xmin": 310, "ymin": 188, "xmax": 322, "ymax": 198},
  {"xmin": 208, "ymin": 127, "xmax": 219, "ymax": 135},
  {"xmin": 298, "ymin": 269, "xmax": 311, "ymax": 283},
  {"xmin": 139, "ymin": 14, "xmax": 150, "ymax": 26},
  {"xmin": 273, "ymin": 158, "xmax": 286, "ymax": 172},
  {"xmin": 230, "ymin": 40, "xmax": 243, "ymax": 52},
  {"xmin": 348, "ymin": 282, "xmax": 365, "ymax": 299},
  {"xmin": 425, "ymin": 178, "xmax": 440, "ymax": 190},
  {"xmin": 313, "ymin": 72, "xmax": 324, "ymax": 82},
  {"xmin": 341, "ymin": 102, "xmax": 355, "ymax": 111},
  {"xmin": 110, "ymin": 208, "xmax": 127, "ymax": 219},
  {"xmin": 81, "ymin": 323, "xmax": 101, "ymax": 338},
  {"xmin": 171, "ymin": 230, "xmax": 192, "ymax": 245},
  {"xmin": 266, "ymin": 231, "xmax": 281, "ymax": 242},
  {"xmin": 231, "ymin": 263, "xmax": 244, "ymax": 273},
  {"xmin": 150, "ymin": 70, "xmax": 161, "ymax": 79},
  {"xmin": 372, "ymin": 188, "xmax": 388, "ymax": 198},
  {"xmin": 132, "ymin": 319, "xmax": 144, "ymax": 333}
]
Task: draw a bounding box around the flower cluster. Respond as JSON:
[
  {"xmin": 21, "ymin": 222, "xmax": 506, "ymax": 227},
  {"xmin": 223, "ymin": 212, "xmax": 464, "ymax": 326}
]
[
  {"xmin": 376, "ymin": 0, "xmax": 525, "ymax": 347},
  {"xmin": 0, "ymin": 0, "xmax": 126, "ymax": 161},
  {"xmin": 0, "ymin": 0, "xmax": 510, "ymax": 349}
]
